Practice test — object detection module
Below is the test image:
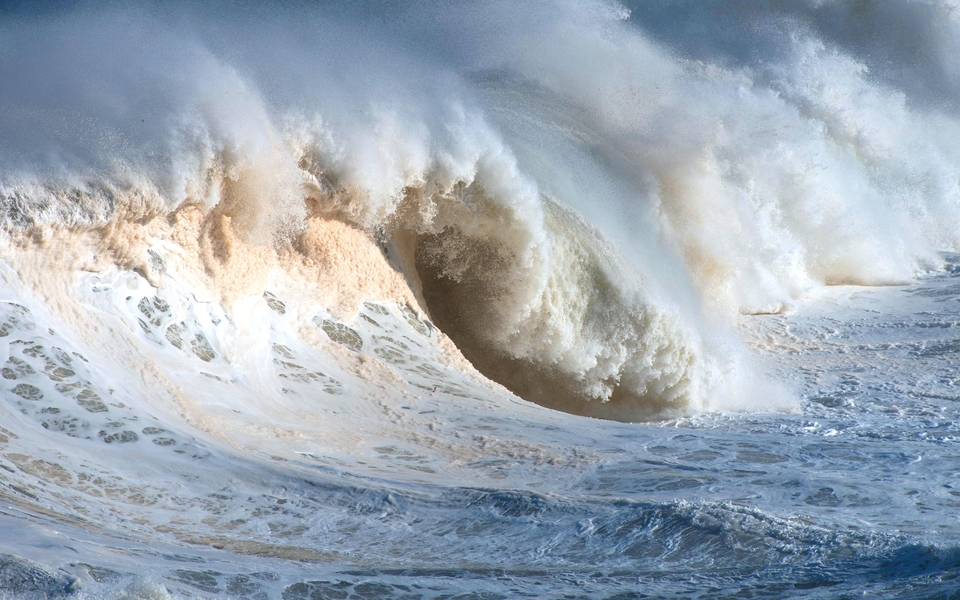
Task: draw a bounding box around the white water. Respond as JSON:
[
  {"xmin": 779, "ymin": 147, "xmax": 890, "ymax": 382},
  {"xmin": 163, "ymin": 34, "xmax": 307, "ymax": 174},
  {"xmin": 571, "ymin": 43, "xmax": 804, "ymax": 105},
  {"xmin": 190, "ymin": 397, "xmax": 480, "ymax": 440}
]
[{"xmin": 2, "ymin": 1, "xmax": 960, "ymax": 597}]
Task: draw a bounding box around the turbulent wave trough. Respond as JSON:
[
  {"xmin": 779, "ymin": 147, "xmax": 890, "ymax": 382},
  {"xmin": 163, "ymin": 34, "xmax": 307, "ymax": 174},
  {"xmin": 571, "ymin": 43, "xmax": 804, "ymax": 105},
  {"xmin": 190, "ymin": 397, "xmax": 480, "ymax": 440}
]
[{"xmin": 2, "ymin": 1, "xmax": 960, "ymax": 598}]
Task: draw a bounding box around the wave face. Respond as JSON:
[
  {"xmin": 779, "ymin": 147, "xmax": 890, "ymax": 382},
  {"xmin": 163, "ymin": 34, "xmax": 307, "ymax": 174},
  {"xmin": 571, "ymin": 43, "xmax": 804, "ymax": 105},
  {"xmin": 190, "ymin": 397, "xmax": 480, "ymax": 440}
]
[
  {"xmin": 3, "ymin": 1, "xmax": 960, "ymax": 598},
  {"xmin": 5, "ymin": 0, "xmax": 960, "ymax": 418}
]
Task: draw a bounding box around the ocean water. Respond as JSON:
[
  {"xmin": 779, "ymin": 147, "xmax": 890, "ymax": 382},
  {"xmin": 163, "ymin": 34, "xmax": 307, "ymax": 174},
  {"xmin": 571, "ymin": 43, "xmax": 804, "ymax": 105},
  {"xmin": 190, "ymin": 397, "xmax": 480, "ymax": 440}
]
[{"xmin": 2, "ymin": 1, "xmax": 960, "ymax": 598}]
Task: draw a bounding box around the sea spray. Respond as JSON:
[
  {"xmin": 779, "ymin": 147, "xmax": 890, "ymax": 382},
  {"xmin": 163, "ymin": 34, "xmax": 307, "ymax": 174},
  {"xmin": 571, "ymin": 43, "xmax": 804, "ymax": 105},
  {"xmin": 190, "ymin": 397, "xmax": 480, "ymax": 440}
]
[{"xmin": 3, "ymin": 0, "xmax": 959, "ymax": 419}]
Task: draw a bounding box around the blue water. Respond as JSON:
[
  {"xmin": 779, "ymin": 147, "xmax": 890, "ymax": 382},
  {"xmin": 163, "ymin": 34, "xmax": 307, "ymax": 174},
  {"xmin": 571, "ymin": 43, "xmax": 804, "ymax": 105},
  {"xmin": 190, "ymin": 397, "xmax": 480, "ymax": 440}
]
[{"xmin": 0, "ymin": 261, "xmax": 956, "ymax": 598}]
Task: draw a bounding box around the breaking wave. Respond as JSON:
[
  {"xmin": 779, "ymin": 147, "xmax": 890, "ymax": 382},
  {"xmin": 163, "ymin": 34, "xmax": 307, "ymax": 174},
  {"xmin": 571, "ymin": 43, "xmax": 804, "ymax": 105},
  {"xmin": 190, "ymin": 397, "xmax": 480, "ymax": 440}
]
[{"xmin": 3, "ymin": 0, "xmax": 960, "ymax": 419}]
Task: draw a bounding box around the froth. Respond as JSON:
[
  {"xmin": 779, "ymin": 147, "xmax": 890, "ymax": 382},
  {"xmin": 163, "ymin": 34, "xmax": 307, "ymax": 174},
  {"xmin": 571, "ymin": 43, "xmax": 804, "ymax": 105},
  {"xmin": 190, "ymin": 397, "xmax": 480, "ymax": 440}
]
[{"xmin": 6, "ymin": 0, "xmax": 959, "ymax": 419}]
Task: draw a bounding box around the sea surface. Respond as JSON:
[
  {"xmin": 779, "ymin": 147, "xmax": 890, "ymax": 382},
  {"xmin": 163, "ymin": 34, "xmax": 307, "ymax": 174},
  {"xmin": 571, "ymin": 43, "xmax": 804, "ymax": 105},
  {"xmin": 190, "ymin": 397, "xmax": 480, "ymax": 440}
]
[{"xmin": 2, "ymin": 1, "xmax": 960, "ymax": 598}]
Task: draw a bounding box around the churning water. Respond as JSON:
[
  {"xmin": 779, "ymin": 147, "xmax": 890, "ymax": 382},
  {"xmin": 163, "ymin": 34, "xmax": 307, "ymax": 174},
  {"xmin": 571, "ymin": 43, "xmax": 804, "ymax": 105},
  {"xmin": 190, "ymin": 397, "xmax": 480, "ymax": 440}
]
[{"xmin": 2, "ymin": 1, "xmax": 960, "ymax": 597}]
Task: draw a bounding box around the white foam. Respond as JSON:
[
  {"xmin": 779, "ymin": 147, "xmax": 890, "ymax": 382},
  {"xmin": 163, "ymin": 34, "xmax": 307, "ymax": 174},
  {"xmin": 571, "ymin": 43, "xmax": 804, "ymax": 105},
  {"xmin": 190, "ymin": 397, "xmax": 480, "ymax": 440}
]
[{"xmin": 2, "ymin": 0, "xmax": 960, "ymax": 416}]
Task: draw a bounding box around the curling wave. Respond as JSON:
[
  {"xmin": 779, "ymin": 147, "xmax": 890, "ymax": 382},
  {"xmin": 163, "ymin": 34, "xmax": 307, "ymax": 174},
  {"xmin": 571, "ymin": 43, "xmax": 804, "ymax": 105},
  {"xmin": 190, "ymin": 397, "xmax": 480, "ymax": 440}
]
[{"xmin": 3, "ymin": 0, "xmax": 960, "ymax": 419}]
